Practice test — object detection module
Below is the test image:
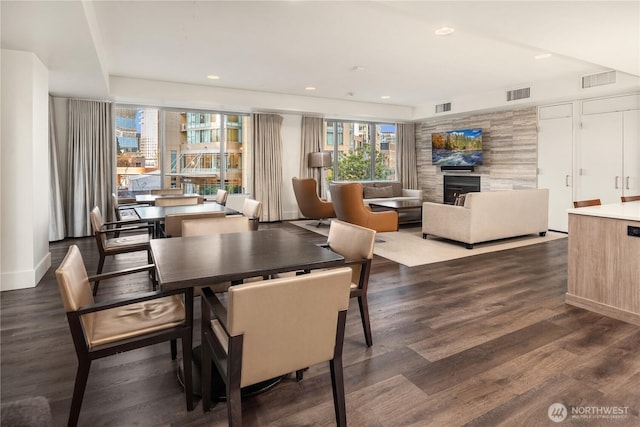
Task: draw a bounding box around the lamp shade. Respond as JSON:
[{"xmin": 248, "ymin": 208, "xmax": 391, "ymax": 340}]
[{"xmin": 308, "ymin": 152, "xmax": 332, "ymax": 168}]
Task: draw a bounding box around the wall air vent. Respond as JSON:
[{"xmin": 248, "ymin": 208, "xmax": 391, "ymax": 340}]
[
  {"xmin": 582, "ymin": 71, "xmax": 616, "ymax": 89},
  {"xmin": 507, "ymin": 87, "xmax": 531, "ymax": 101},
  {"xmin": 435, "ymin": 102, "xmax": 452, "ymax": 113}
]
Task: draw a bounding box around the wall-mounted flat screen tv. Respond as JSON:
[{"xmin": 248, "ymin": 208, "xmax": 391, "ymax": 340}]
[{"xmin": 431, "ymin": 128, "xmax": 483, "ymax": 166}]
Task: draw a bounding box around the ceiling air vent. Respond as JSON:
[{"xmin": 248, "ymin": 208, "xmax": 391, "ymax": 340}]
[
  {"xmin": 582, "ymin": 71, "xmax": 616, "ymax": 89},
  {"xmin": 435, "ymin": 102, "xmax": 451, "ymax": 113},
  {"xmin": 507, "ymin": 87, "xmax": 531, "ymax": 101}
]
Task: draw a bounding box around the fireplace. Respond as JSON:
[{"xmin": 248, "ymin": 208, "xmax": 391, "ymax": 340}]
[{"xmin": 443, "ymin": 175, "xmax": 480, "ymax": 204}]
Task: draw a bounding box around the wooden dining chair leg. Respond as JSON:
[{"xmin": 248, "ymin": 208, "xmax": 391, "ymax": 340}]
[
  {"xmin": 330, "ymin": 311, "xmax": 347, "ymax": 427},
  {"xmin": 227, "ymin": 337, "xmax": 243, "ymax": 427},
  {"xmin": 227, "ymin": 381, "xmax": 242, "ymax": 427},
  {"xmin": 170, "ymin": 339, "xmax": 177, "ymax": 360},
  {"xmin": 92, "ymin": 256, "xmax": 106, "ymax": 296},
  {"xmin": 181, "ymin": 330, "xmax": 194, "ymax": 411},
  {"xmin": 330, "ymin": 358, "xmax": 347, "ymax": 427},
  {"xmin": 69, "ymin": 359, "xmax": 91, "ymax": 427},
  {"xmin": 357, "ymin": 295, "xmax": 373, "ymax": 347}
]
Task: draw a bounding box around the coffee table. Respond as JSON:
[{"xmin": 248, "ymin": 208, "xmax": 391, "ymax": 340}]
[{"xmin": 368, "ymin": 199, "xmax": 423, "ymax": 224}]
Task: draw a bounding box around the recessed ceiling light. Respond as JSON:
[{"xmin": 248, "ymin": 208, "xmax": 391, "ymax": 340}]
[
  {"xmin": 305, "ymin": 86, "xmax": 316, "ymax": 91},
  {"xmin": 381, "ymin": 95, "xmax": 391, "ymax": 99},
  {"xmin": 534, "ymin": 53, "xmax": 552, "ymax": 60},
  {"xmin": 435, "ymin": 27, "xmax": 455, "ymax": 36},
  {"xmin": 207, "ymin": 75, "xmax": 220, "ymax": 80}
]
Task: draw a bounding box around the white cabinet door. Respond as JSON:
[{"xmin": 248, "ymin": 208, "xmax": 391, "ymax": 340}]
[
  {"xmin": 578, "ymin": 112, "xmax": 624, "ymax": 204},
  {"xmin": 623, "ymin": 109, "xmax": 640, "ymax": 197},
  {"xmin": 538, "ymin": 116, "xmax": 573, "ymax": 232}
]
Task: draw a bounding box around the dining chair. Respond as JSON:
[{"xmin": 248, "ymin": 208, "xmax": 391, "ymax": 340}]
[
  {"xmin": 182, "ymin": 216, "xmax": 252, "ymax": 237},
  {"xmin": 182, "ymin": 216, "xmax": 254, "ymax": 293},
  {"xmin": 89, "ymin": 206, "xmax": 154, "ymax": 296},
  {"xmin": 200, "ymin": 267, "xmax": 352, "ymax": 426},
  {"xmin": 326, "ymin": 219, "xmax": 376, "ymax": 347},
  {"xmin": 214, "ymin": 189, "xmax": 228, "ymax": 206},
  {"xmin": 111, "ymin": 193, "xmax": 141, "ymax": 222},
  {"xmin": 292, "ymin": 177, "xmax": 336, "ymax": 227},
  {"xmin": 154, "ymin": 195, "xmax": 200, "ymax": 207},
  {"xmin": 164, "ymin": 211, "xmax": 226, "ymax": 238},
  {"xmin": 573, "ymin": 198, "xmax": 601, "ymax": 208},
  {"xmin": 621, "ymin": 195, "xmax": 640, "ymax": 202},
  {"xmin": 241, "ymin": 198, "xmax": 262, "ymax": 230},
  {"xmin": 55, "ymin": 245, "xmax": 193, "ymax": 427},
  {"xmin": 151, "ymin": 188, "xmax": 184, "ymax": 195},
  {"xmin": 111, "ymin": 193, "xmax": 148, "ymax": 237}
]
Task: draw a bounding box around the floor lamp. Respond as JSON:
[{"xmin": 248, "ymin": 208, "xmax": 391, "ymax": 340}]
[{"xmin": 308, "ymin": 151, "xmax": 332, "ymax": 197}]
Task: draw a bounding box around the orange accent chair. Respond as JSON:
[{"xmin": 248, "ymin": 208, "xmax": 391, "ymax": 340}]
[
  {"xmin": 329, "ymin": 182, "xmax": 398, "ymax": 232},
  {"xmin": 292, "ymin": 177, "xmax": 336, "ymax": 226}
]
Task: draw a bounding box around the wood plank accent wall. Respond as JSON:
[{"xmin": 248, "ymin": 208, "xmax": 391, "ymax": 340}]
[{"xmin": 415, "ymin": 107, "xmax": 538, "ymax": 202}]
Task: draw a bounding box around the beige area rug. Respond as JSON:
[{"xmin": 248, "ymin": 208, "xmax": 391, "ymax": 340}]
[{"xmin": 289, "ymin": 220, "xmax": 567, "ymax": 267}]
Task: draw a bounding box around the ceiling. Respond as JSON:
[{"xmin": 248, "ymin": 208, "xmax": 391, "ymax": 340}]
[{"xmin": 2, "ymin": 1, "xmax": 639, "ymax": 109}]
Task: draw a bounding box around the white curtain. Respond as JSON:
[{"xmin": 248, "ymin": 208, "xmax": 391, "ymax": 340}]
[
  {"xmin": 49, "ymin": 96, "xmax": 66, "ymax": 241},
  {"xmin": 251, "ymin": 113, "xmax": 283, "ymax": 222},
  {"xmin": 300, "ymin": 116, "xmax": 325, "ymax": 197},
  {"xmin": 397, "ymin": 122, "xmax": 418, "ymax": 189},
  {"xmin": 66, "ymin": 100, "xmax": 114, "ymax": 237}
]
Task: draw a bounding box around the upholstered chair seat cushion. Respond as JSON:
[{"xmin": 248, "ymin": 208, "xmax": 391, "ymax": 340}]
[
  {"xmin": 105, "ymin": 233, "xmax": 150, "ymax": 250},
  {"xmin": 86, "ymin": 295, "xmax": 185, "ymax": 348}
]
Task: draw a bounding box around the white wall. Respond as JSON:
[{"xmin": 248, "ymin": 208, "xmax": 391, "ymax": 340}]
[
  {"xmin": 1, "ymin": 49, "xmax": 51, "ymax": 290},
  {"xmin": 414, "ymin": 71, "xmax": 640, "ymax": 120}
]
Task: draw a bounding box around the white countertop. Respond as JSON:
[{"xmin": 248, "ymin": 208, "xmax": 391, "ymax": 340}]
[{"xmin": 567, "ymin": 201, "xmax": 640, "ymax": 221}]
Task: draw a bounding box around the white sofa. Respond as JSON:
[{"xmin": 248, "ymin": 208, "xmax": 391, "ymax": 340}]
[
  {"xmin": 329, "ymin": 181, "xmax": 422, "ymax": 204},
  {"xmin": 358, "ymin": 181, "xmax": 423, "ymax": 205},
  {"xmin": 422, "ymin": 188, "xmax": 549, "ymax": 249}
]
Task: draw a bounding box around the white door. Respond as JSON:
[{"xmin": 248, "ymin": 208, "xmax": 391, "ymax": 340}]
[
  {"xmin": 578, "ymin": 112, "xmax": 624, "ymax": 204},
  {"xmin": 538, "ymin": 116, "xmax": 573, "ymax": 232},
  {"xmin": 623, "ymin": 109, "xmax": 640, "ymax": 198}
]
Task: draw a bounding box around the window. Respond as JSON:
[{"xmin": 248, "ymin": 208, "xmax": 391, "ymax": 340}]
[
  {"xmin": 115, "ymin": 107, "xmax": 249, "ymax": 199},
  {"xmin": 323, "ymin": 120, "xmax": 396, "ymax": 182}
]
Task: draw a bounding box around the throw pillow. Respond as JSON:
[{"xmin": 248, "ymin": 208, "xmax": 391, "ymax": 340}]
[{"xmin": 363, "ymin": 185, "xmax": 393, "ymax": 199}]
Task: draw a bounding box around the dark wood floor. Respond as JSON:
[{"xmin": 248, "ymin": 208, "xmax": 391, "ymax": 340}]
[{"xmin": 2, "ymin": 222, "xmax": 639, "ymax": 426}]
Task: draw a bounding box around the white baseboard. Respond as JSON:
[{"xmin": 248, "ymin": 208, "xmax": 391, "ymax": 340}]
[{"xmin": 1, "ymin": 251, "xmax": 51, "ymax": 291}]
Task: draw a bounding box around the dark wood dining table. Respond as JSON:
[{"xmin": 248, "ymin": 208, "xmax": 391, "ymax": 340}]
[
  {"xmin": 134, "ymin": 203, "xmax": 238, "ymax": 237},
  {"xmin": 134, "ymin": 193, "xmax": 203, "ymax": 205},
  {"xmin": 149, "ymin": 228, "xmax": 345, "ymax": 396}
]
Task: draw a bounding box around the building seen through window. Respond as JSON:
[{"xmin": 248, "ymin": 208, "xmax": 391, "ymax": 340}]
[{"xmin": 115, "ymin": 107, "xmax": 248, "ymax": 199}]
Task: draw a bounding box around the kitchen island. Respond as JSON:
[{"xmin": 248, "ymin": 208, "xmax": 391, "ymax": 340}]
[{"xmin": 566, "ymin": 201, "xmax": 640, "ymax": 325}]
